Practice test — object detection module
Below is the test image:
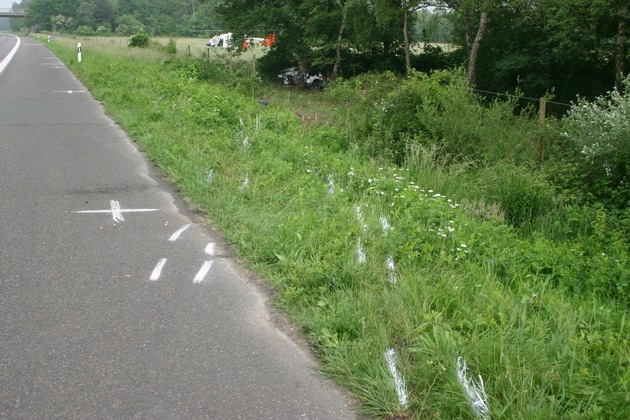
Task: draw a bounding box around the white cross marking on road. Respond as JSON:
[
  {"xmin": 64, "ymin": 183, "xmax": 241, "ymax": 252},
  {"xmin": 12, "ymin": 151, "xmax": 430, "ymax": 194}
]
[{"xmin": 73, "ymin": 200, "xmax": 159, "ymax": 223}]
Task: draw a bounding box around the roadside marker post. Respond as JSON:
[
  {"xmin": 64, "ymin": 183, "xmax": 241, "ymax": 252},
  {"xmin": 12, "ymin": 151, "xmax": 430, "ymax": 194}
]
[{"xmin": 77, "ymin": 43, "xmax": 82, "ymax": 63}]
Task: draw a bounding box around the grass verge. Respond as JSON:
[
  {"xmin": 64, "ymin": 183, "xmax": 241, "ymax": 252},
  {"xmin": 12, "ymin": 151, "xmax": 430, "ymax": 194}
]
[{"xmin": 45, "ymin": 37, "xmax": 629, "ymax": 419}]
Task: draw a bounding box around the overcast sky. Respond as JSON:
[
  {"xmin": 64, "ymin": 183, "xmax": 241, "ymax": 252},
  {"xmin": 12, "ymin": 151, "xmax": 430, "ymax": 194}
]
[{"xmin": 0, "ymin": 1, "xmax": 14, "ymax": 10}]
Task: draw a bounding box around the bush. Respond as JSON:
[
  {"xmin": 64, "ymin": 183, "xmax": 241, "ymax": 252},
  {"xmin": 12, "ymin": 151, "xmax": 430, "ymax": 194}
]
[
  {"xmin": 74, "ymin": 25, "xmax": 94, "ymax": 36},
  {"xmin": 560, "ymin": 76, "xmax": 630, "ymax": 209},
  {"xmin": 128, "ymin": 32, "xmax": 150, "ymax": 48},
  {"xmin": 165, "ymin": 38, "xmax": 177, "ymax": 55}
]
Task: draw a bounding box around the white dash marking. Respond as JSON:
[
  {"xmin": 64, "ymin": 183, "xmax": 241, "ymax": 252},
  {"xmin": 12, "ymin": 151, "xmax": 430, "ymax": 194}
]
[
  {"xmin": 110, "ymin": 200, "xmax": 124, "ymax": 223},
  {"xmin": 150, "ymin": 258, "xmax": 167, "ymax": 281},
  {"xmin": 193, "ymin": 260, "xmax": 214, "ymax": 283},
  {"xmin": 169, "ymin": 223, "xmax": 191, "ymax": 241},
  {"xmin": 384, "ymin": 348, "xmax": 409, "ymax": 408},
  {"xmin": 204, "ymin": 242, "xmax": 215, "ymax": 255}
]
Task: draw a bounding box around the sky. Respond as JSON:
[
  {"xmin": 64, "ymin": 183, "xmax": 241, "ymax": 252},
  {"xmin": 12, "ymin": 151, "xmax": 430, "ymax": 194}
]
[{"xmin": 0, "ymin": 1, "xmax": 14, "ymax": 10}]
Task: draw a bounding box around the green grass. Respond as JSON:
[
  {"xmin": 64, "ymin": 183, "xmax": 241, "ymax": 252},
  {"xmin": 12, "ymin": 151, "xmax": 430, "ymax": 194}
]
[{"xmin": 45, "ymin": 37, "xmax": 629, "ymax": 419}]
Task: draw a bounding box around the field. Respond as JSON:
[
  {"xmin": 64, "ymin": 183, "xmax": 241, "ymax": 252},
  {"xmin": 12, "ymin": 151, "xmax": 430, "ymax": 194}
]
[{"xmin": 45, "ymin": 36, "xmax": 629, "ymax": 419}]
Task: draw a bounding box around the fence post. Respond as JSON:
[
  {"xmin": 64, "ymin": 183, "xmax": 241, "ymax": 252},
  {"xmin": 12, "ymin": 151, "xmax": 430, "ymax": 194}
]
[{"xmin": 538, "ymin": 97, "xmax": 547, "ymax": 163}]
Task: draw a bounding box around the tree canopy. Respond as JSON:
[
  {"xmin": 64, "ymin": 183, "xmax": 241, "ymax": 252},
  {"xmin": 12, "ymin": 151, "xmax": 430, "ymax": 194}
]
[{"xmin": 12, "ymin": 0, "xmax": 628, "ymax": 102}]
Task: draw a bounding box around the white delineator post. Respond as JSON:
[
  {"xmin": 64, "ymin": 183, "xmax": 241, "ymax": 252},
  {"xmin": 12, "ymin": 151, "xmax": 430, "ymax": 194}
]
[{"xmin": 77, "ymin": 42, "xmax": 82, "ymax": 62}]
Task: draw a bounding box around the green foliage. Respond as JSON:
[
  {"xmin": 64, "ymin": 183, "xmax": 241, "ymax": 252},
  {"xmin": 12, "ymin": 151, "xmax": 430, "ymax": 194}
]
[
  {"xmin": 330, "ymin": 69, "xmax": 538, "ymax": 165},
  {"xmin": 128, "ymin": 32, "xmax": 150, "ymax": 48},
  {"xmin": 559, "ymin": 76, "xmax": 630, "ymax": 209},
  {"xmin": 48, "ymin": 38, "xmax": 630, "ymax": 419},
  {"xmin": 164, "ymin": 38, "xmax": 177, "ymax": 55}
]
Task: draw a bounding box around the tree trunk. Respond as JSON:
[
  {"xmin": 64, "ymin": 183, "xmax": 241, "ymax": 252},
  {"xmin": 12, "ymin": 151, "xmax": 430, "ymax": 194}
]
[
  {"xmin": 615, "ymin": 5, "xmax": 627, "ymax": 90},
  {"xmin": 466, "ymin": 10, "xmax": 488, "ymax": 87},
  {"xmin": 333, "ymin": 14, "xmax": 346, "ymax": 78},
  {"xmin": 404, "ymin": 5, "xmax": 411, "ymax": 77}
]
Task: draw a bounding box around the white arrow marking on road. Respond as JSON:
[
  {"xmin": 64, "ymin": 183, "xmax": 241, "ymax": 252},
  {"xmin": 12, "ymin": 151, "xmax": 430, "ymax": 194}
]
[
  {"xmin": 169, "ymin": 224, "xmax": 191, "ymax": 241},
  {"xmin": 193, "ymin": 260, "xmax": 214, "ymax": 283},
  {"xmin": 150, "ymin": 258, "xmax": 167, "ymax": 281}
]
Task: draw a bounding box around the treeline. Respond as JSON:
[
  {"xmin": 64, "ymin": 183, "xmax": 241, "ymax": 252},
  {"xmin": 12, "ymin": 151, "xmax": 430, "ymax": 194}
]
[
  {"xmin": 10, "ymin": 0, "xmax": 629, "ymax": 103},
  {"xmin": 10, "ymin": 0, "xmax": 220, "ymax": 37},
  {"xmin": 214, "ymin": 0, "xmax": 627, "ymax": 103}
]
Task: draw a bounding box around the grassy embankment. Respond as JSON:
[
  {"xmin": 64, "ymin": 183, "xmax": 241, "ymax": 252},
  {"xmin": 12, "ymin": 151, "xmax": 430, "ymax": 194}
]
[{"xmin": 45, "ymin": 36, "xmax": 628, "ymax": 419}]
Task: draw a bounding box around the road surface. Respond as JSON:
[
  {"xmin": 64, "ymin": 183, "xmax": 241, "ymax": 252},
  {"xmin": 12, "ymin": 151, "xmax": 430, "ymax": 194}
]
[{"xmin": 0, "ymin": 34, "xmax": 357, "ymax": 419}]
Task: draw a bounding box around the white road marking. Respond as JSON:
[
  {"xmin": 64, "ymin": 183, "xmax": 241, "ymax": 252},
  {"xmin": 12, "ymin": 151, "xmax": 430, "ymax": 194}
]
[
  {"xmin": 204, "ymin": 242, "xmax": 215, "ymax": 255},
  {"xmin": 384, "ymin": 348, "xmax": 409, "ymax": 408},
  {"xmin": 110, "ymin": 200, "xmax": 124, "ymax": 223},
  {"xmin": 150, "ymin": 258, "xmax": 167, "ymax": 281},
  {"xmin": 53, "ymin": 90, "xmax": 87, "ymax": 93},
  {"xmin": 74, "ymin": 200, "xmax": 159, "ymax": 223},
  {"xmin": 193, "ymin": 260, "xmax": 214, "ymax": 283},
  {"xmin": 0, "ymin": 35, "xmax": 20, "ymax": 74},
  {"xmin": 168, "ymin": 224, "xmax": 191, "ymax": 241}
]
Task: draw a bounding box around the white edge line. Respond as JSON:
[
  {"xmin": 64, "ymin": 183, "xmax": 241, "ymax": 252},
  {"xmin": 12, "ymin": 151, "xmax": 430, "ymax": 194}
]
[
  {"xmin": 168, "ymin": 223, "xmax": 191, "ymax": 241},
  {"xmin": 193, "ymin": 260, "xmax": 214, "ymax": 283},
  {"xmin": 0, "ymin": 35, "xmax": 21, "ymax": 74},
  {"xmin": 150, "ymin": 258, "xmax": 167, "ymax": 281},
  {"xmin": 204, "ymin": 242, "xmax": 215, "ymax": 255}
]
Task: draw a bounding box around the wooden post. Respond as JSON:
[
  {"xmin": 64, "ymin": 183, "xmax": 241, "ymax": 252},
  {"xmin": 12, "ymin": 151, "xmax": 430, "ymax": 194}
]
[
  {"xmin": 252, "ymin": 54, "xmax": 256, "ymax": 72},
  {"xmin": 538, "ymin": 97, "xmax": 547, "ymax": 163},
  {"xmin": 187, "ymin": 45, "xmax": 191, "ymax": 56}
]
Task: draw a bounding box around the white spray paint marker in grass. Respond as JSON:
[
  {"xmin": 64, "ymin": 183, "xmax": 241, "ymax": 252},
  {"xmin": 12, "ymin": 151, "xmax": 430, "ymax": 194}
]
[
  {"xmin": 380, "ymin": 215, "xmax": 391, "ymax": 236},
  {"xmin": 206, "ymin": 169, "xmax": 214, "ymax": 183},
  {"xmin": 386, "ymin": 255, "xmax": 397, "ymax": 284},
  {"xmin": 328, "ymin": 175, "xmax": 335, "ymax": 195},
  {"xmin": 357, "ymin": 238, "xmax": 366, "ymax": 264},
  {"xmin": 239, "ymin": 173, "xmax": 249, "ymax": 191},
  {"xmin": 193, "ymin": 260, "xmax": 214, "ymax": 283},
  {"xmin": 168, "ymin": 224, "xmax": 191, "ymax": 241},
  {"xmin": 384, "ymin": 348, "xmax": 409, "ymax": 409},
  {"xmin": 355, "ymin": 205, "xmax": 367, "ymax": 233},
  {"xmin": 456, "ymin": 356, "xmax": 490, "ymax": 419},
  {"xmin": 150, "ymin": 258, "xmax": 167, "ymax": 281}
]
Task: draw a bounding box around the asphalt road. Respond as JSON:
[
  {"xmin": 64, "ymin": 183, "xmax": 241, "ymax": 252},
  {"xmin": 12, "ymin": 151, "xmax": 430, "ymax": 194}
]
[{"xmin": 0, "ymin": 34, "xmax": 357, "ymax": 419}]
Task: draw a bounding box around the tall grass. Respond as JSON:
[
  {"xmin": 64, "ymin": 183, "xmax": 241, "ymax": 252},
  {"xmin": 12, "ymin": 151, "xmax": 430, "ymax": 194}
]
[{"xmin": 46, "ymin": 37, "xmax": 629, "ymax": 419}]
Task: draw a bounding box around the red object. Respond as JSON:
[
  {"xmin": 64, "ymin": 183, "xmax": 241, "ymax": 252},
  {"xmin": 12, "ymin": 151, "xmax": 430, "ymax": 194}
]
[{"xmin": 262, "ymin": 34, "xmax": 276, "ymax": 47}]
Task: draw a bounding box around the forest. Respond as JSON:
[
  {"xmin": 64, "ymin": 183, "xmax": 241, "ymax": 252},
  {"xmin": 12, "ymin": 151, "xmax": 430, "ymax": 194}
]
[{"xmin": 7, "ymin": 0, "xmax": 629, "ymax": 104}]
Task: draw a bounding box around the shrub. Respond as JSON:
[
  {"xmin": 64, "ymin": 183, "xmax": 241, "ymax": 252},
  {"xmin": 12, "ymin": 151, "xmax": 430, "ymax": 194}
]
[
  {"xmin": 128, "ymin": 32, "xmax": 150, "ymax": 48},
  {"xmin": 74, "ymin": 25, "xmax": 94, "ymax": 36},
  {"xmin": 560, "ymin": 75, "xmax": 630, "ymax": 209},
  {"xmin": 165, "ymin": 38, "xmax": 177, "ymax": 55}
]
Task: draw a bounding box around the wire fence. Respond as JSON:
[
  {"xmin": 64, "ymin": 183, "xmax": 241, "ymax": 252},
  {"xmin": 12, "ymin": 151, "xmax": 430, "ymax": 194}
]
[{"xmin": 472, "ymin": 88, "xmax": 573, "ymax": 117}]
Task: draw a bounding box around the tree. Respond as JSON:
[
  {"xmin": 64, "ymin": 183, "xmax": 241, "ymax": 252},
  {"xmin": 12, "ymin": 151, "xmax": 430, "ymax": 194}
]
[{"xmin": 25, "ymin": 0, "xmax": 81, "ymax": 31}]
